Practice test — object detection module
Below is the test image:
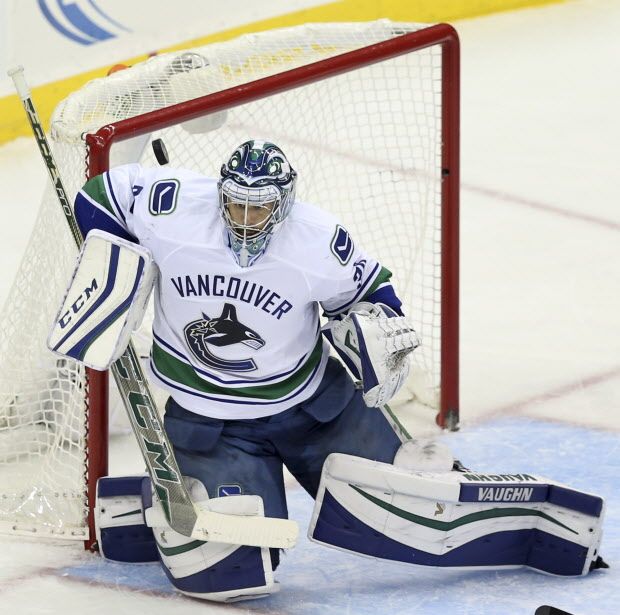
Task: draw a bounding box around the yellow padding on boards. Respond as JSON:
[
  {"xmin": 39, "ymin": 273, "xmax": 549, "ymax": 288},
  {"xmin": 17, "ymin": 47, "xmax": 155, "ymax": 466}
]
[{"xmin": 0, "ymin": 0, "xmax": 564, "ymax": 144}]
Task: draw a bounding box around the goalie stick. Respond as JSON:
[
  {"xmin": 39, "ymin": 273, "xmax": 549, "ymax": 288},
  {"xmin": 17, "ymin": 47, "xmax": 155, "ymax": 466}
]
[{"xmin": 8, "ymin": 66, "xmax": 298, "ymax": 550}]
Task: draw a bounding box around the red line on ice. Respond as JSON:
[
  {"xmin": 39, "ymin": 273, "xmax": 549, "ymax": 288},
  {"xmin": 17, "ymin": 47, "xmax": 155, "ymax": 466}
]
[
  {"xmin": 462, "ymin": 183, "xmax": 620, "ymax": 232},
  {"xmin": 470, "ymin": 366, "xmax": 620, "ymax": 425}
]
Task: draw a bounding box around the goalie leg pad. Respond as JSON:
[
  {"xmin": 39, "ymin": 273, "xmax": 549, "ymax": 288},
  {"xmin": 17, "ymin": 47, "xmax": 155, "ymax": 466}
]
[
  {"xmin": 308, "ymin": 453, "xmax": 605, "ymax": 576},
  {"xmin": 143, "ymin": 476, "xmax": 278, "ymax": 603},
  {"xmin": 47, "ymin": 229, "xmax": 156, "ymax": 370},
  {"xmin": 95, "ymin": 476, "xmax": 158, "ymax": 563}
]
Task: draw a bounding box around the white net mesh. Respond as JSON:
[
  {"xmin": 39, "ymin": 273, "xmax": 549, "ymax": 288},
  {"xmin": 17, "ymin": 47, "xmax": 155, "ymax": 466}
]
[
  {"xmin": 0, "ymin": 20, "xmax": 452, "ymax": 540},
  {"xmin": 0, "ymin": 140, "xmax": 88, "ymax": 539}
]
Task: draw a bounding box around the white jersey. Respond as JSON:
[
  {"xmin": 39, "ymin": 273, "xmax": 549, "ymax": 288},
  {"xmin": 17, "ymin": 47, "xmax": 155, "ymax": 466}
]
[{"xmin": 78, "ymin": 164, "xmax": 391, "ymax": 418}]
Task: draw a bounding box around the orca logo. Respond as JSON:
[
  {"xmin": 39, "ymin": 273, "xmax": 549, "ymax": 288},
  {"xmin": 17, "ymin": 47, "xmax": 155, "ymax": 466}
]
[
  {"xmin": 38, "ymin": 0, "xmax": 130, "ymax": 46},
  {"xmin": 184, "ymin": 303, "xmax": 265, "ymax": 373},
  {"xmin": 330, "ymin": 225, "xmax": 354, "ymax": 265}
]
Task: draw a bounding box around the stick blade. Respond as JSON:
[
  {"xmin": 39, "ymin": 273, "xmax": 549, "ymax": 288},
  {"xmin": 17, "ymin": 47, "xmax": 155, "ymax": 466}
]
[{"xmin": 191, "ymin": 509, "xmax": 298, "ymax": 548}]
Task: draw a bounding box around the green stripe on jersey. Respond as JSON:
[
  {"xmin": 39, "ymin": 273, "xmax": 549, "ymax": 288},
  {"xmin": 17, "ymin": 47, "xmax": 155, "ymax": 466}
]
[
  {"xmin": 152, "ymin": 336, "xmax": 324, "ymax": 400},
  {"xmin": 362, "ymin": 266, "xmax": 393, "ymax": 299},
  {"xmin": 81, "ymin": 174, "xmax": 117, "ymax": 218}
]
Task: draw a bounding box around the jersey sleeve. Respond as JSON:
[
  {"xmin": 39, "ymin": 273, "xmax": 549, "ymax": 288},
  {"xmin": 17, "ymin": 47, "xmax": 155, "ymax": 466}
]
[
  {"xmin": 74, "ymin": 163, "xmax": 142, "ymax": 241},
  {"xmin": 311, "ymin": 224, "xmax": 403, "ymax": 317}
]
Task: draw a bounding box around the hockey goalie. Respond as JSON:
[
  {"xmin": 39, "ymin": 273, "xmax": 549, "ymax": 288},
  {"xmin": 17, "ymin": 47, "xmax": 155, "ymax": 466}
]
[{"xmin": 48, "ymin": 140, "xmax": 607, "ymax": 602}]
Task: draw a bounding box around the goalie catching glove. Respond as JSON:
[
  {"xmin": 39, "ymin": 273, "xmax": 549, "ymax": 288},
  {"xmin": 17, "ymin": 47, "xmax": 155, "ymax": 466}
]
[{"xmin": 323, "ymin": 302, "xmax": 419, "ymax": 407}]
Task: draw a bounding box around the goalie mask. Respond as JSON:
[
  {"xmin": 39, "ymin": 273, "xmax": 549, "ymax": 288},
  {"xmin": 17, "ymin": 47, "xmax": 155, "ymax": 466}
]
[{"xmin": 218, "ymin": 140, "xmax": 297, "ymax": 267}]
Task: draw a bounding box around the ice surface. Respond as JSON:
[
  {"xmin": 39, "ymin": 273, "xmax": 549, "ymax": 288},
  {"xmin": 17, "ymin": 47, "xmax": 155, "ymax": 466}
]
[{"xmin": 0, "ymin": 1, "xmax": 618, "ymax": 613}]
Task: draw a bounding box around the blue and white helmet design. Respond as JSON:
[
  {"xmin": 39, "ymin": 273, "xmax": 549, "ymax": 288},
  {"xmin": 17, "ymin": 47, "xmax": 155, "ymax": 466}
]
[{"xmin": 218, "ymin": 140, "xmax": 297, "ymax": 267}]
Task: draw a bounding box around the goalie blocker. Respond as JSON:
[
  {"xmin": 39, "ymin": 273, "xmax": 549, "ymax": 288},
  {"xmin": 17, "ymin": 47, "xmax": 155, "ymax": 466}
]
[{"xmin": 47, "ymin": 229, "xmax": 156, "ymax": 370}]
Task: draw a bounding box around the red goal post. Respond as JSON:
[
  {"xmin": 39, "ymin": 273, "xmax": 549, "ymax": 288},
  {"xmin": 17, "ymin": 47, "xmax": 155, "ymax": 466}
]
[{"xmin": 0, "ymin": 21, "xmax": 459, "ymax": 551}]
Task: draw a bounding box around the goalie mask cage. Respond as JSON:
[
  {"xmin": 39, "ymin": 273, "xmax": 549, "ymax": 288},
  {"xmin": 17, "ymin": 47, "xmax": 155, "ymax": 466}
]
[{"xmin": 0, "ymin": 20, "xmax": 459, "ymax": 550}]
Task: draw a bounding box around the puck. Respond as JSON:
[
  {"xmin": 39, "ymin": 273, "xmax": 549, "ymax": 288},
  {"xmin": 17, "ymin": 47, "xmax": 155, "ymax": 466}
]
[{"xmin": 152, "ymin": 138, "xmax": 169, "ymax": 165}]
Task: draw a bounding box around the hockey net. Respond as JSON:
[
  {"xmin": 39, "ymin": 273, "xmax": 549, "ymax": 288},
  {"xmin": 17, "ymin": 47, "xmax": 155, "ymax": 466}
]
[{"xmin": 0, "ymin": 20, "xmax": 459, "ymax": 547}]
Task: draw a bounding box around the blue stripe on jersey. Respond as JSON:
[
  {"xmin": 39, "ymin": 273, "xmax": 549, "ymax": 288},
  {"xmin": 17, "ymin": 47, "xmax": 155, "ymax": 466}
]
[
  {"xmin": 152, "ymin": 330, "xmax": 316, "ymax": 386},
  {"xmin": 363, "ymin": 284, "xmax": 404, "ymax": 316},
  {"xmin": 322, "ymin": 262, "xmax": 380, "ymax": 317},
  {"xmin": 75, "ymin": 192, "xmax": 136, "ymax": 242},
  {"xmin": 104, "ymin": 171, "xmax": 127, "ymax": 224}
]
